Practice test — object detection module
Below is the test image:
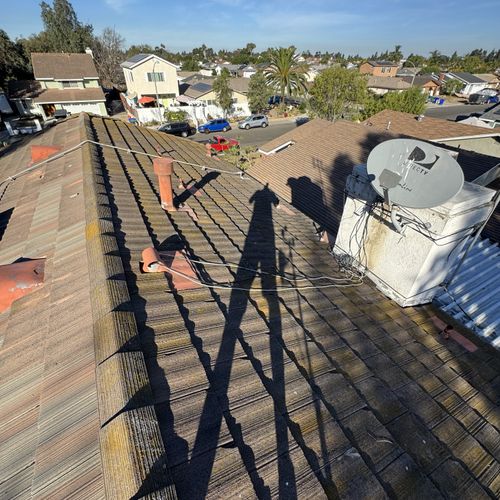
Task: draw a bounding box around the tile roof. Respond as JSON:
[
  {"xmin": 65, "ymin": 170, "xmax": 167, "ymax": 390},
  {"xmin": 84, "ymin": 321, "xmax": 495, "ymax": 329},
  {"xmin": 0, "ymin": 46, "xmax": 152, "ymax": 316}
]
[
  {"xmin": 367, "ymin": 76, "xmax": 411, "ymax": 90},
  {"xmin": 0, "ymin": 117, "xmax": 103, "ymax": 498},
  {"xmin": 33, "ymin": 87, "xmax": 106, "ymax": 104},
  {"xmin": 252, "ymin": 118, "xmax": 500, "ymax": 240},
  {"xmin": 31, "ymin": 53, "xmax": 99, "ymax": 80},
  {"xmin": 1, "ymin": 114, "xmax": 500, "ymax": 498},
  {"xmin": 364, "ymin": 109, "xmax": 500, "ymax": 140}
]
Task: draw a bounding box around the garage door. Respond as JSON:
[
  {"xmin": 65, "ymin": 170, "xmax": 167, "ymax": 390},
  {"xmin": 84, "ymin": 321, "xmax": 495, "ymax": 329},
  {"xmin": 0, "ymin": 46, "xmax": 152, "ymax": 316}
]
[{"xmin": 61, "ymin": 103, "xmax": 104, "ymax": 115}]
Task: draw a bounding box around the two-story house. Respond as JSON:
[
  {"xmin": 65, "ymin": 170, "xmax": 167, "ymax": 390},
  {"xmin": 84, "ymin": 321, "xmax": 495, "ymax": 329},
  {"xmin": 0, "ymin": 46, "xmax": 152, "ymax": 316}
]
[
  {"xmin": 120, "ymin": 54, "xmax": 179, "ymax": 107},
  {"xmin": 8, "ymin": 52, "xmax": 108, "ymax": 119},
  {"xmin": 359, "ymin": 60, "xmax": 399, "ymax": 77}
]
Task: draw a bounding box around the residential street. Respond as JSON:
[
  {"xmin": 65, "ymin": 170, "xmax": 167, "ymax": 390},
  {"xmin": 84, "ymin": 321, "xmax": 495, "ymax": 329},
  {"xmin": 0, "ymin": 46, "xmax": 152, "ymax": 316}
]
[
  {"xmin": 192, "ymin": 120, "xmax": 298, "ymax": 148},
  {"xmin": 424, "ymin": 103, "xmax": 491, "ymax": 121},
  {"xmin": 189, "ymin": 102, "xmax": 494, "ymax": 149}
]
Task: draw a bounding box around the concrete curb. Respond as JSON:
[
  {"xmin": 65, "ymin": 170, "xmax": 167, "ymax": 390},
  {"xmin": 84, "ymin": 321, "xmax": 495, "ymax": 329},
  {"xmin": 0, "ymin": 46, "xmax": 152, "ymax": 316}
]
[{"xmin": 80, "ymin": 114, "xmax": 177, "ymax": 499}]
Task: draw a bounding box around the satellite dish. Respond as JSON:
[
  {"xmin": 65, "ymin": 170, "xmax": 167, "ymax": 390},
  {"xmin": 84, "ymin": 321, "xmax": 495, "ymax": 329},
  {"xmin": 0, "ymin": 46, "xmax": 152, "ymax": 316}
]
[{"xmin": 367, "ymin": 139, "xmax": 464, "ymax": 209}]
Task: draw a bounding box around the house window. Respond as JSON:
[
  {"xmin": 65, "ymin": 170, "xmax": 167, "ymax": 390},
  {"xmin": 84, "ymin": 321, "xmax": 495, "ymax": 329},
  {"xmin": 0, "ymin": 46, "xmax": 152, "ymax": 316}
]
[
  {"xmin": 147, "ymin": 72, "xmax": 164, "ymax": 82},
  {"xmin": 62, "ymin": 81, "xmax": 79, "ymax": 88}
]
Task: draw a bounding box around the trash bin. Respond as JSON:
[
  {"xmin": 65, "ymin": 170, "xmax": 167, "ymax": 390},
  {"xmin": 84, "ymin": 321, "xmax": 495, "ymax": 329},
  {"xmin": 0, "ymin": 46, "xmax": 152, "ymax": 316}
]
[{"xmin": 438, "ymin": 98, "xmax": 445, "ymax": 105}]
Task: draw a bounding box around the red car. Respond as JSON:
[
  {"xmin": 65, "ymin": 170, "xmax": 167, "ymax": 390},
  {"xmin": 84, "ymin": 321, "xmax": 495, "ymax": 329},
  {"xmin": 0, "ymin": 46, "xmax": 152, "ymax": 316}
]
[{"xmin": 209, "ymin": 136, "xmax": 239, "ymax": 152}]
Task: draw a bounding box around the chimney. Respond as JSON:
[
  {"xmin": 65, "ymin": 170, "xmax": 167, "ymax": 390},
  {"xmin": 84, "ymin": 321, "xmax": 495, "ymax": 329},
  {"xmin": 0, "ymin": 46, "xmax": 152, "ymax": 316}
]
[
  {"xmin": 386, "ymin": 120, "xmax": 391, "ymax": 130},
  {"xmin": 85, "ymin": 47, "xmax": 94, "ymax": 58},
  {"xmin": 153, "ymin": 157, "xmax": 176, "ymax": 211}
]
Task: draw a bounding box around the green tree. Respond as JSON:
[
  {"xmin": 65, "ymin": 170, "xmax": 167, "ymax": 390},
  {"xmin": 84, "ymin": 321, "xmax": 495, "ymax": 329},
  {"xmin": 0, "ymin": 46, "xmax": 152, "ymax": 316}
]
[
  {"xmin": 92, "ymin": 27, "xmax": 125, "ymax": 87},
  {"xmin": 181, "ymin": 57, "xmax": 200, "ymax": 71},
  {"xmin": 247, "ymin": 71, "xmax": 272, "ymax": 113},
  {"xmin": 0, "ymin": 30, "xmax": 32, "ymax": 89},
  {"xmin": 441, "ymin": 78, "xmax": 463, "ymax": 95},
  {"xmin": 39, "ymin": 0, "xmax": 94, "ymax": 52},
  {"xmin": 389, "ymin": 44, "xmax": 403, "ymax": 62},
  {"xmin": 213, "ymin": 68, "xmax": 233, "ymax": 117},
  {"xmin": 265, "ymin": 46, "xmax": 308, "ymax": 106},
  {"xmin": 308, "ymin": 67, "xmax": 367, "ymax": 121},
  {"xmin": 363, "ymin": 87, "xmax": 427, "ymax": 119}
]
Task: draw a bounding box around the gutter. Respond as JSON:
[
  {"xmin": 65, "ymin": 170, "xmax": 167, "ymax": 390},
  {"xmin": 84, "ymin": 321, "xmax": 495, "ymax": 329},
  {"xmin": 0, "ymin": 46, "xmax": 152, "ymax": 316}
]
[
  {"xmin": 258, "ymin": 140, "xmax": 295, "ymax": 156},
  {"xmin": 35, "ymin": 99, "xmax": 106, "ymax": 104},
  {"xmin": 435, "ymin": 132, "xmax": 500, "ymax": 141}
]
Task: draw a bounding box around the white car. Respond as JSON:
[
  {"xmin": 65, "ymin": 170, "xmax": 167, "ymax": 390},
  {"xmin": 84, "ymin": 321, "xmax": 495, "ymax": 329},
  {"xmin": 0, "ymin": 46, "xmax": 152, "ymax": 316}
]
[{"xmin": 238, "ymin": 114, "xmax": 269, "ymax": 129}]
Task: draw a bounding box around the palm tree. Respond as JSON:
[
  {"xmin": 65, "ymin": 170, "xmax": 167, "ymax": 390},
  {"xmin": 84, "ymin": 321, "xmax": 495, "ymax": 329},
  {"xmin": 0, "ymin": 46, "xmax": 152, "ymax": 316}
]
[{"xmin": 265, "ymin": 46, "xmax": 308, "ymax": 106}]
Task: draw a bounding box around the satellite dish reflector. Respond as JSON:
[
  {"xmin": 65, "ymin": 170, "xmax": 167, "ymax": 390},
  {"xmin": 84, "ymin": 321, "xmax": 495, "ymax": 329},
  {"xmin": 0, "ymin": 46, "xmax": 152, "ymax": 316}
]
[{"xmin": 367, "ymin": 139, "xmax": 464, "ymax": 209}]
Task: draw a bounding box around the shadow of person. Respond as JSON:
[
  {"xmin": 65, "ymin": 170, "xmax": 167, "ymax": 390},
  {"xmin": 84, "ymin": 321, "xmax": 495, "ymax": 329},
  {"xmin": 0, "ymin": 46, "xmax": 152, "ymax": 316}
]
[{"xmin": 169, "ymin": 183, "xmax": 296, "ymax": 499}]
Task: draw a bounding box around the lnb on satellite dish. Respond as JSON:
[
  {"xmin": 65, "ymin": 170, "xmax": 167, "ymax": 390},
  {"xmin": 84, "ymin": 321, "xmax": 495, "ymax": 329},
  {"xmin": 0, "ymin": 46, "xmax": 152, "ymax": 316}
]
[{"xmin": 367, "ymin": 139, "xmax": 464, "ymax": 209}]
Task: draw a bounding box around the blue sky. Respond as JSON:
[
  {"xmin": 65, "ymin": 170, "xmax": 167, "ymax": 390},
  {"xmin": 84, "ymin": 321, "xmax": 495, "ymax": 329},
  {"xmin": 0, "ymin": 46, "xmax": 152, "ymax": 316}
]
[{"xmin": 3, "ymin": 0, "xmax": 498, "ymax": 56}]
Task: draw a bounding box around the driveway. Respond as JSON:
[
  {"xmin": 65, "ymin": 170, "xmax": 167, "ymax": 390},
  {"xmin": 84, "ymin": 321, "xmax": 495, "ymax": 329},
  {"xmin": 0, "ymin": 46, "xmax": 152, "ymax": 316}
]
[{"xmin": 192, "ymin": 120, "xmax": 298, "ymax": 148}]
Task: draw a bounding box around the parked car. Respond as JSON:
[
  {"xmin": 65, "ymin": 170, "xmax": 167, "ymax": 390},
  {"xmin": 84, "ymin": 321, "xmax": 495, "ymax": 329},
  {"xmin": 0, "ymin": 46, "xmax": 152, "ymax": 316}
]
[
  {"xmin": 238, "ymin": 114, "xmax": 269, "ymax": 129},
  {"xmin": 158, "ymin": 121, "xmax": 196, "ymax": 137},
  {"xmin": 197, "ymin": 118, "xmax": 231, "ymax": 134},
  {"xmin": 53, "ymin": 109, "xmax": 70, "ymax": 120},
  {"xmin": 468, "ymin": 90, "xmax": 499, "ymax": 105},
  {"xmin": 268, "ymin": 95, "xmax": 302, "ymax": 107},
  {"xmin": 208, "ymin": 136, "xmax": 239, "ymax": 152}
]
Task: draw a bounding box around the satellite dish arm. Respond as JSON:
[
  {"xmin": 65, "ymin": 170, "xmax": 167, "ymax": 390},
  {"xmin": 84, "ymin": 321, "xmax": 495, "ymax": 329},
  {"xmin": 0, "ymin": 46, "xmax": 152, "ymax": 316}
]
[{"xmin": 390, "ymin": 206, "xmax": 405, "ymax": 235}]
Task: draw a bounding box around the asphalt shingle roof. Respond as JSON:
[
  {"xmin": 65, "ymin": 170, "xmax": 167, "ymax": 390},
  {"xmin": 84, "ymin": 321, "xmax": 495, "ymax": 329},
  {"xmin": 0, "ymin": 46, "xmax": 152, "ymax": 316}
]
[
  {"xmin": 367, "ymin": 76, "xmax": 411, "ymax": 90},
  {"xmin": 34, "ymin": 87, "xmax": 106, "ymax": 104},
  {"xmin": 31, "ymin": 52, "xmax": 99, "ymax": 80},
  {"xmin": 1, "ymin": 114, "xmax": 500, "ymax": 498},
  {"xmin": 367, "ymin": 61, "xmax": 399, "ymax": 67},
  {"xmin": 365, "ymin": 109, "xmax": 500, "ymax": 140},
  {"xmin": 449, "ymin": 72, "xmax": 487, "ymax": 84}
]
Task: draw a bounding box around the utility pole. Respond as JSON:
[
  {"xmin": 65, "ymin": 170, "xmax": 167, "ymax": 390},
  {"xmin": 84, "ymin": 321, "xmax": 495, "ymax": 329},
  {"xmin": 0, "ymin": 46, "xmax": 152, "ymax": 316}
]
[{"xmin": 153, "ymin": 58, "xmax": 163, "ymax": 124}]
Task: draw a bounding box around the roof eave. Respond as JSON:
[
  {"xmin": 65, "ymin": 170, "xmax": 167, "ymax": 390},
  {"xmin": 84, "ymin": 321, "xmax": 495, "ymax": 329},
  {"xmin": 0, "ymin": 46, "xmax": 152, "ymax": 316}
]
[
  {"xmin": 35, "ymin": 98, "xmax": 106, "ymax": 104},
  {"xmin": 121, "ymin": 54, "xmax": 180, "ymax": 70},
  {"xmin": 435, "ymin": 133, "xmax": 500, "ymax": 141}
]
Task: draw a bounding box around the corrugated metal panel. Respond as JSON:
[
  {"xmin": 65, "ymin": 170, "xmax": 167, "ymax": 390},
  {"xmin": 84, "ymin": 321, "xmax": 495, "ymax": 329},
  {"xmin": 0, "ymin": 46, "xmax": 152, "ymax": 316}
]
[{"xmin": 434, "ymin": 238, "xmax": 500, "ymax": 347}]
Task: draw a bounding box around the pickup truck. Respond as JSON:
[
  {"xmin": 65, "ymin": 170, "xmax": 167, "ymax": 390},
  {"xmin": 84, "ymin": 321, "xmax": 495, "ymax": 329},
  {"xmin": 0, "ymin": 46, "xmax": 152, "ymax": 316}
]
[{"xmin": 208, "ymin": 136, "xmax": 240, "ymax": 152}]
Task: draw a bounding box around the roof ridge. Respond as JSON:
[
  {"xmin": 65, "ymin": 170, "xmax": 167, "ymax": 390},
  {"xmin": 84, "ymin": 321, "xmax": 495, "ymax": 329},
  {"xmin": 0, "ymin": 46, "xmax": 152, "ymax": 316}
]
[{"xmin": 80, "ymin": 114, "xmax": 177, "ymax": 499}]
